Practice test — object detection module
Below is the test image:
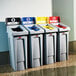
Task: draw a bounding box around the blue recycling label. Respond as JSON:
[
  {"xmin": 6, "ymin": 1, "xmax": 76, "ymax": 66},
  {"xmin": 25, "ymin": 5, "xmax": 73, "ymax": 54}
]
[{"xmin": 22, "ymin": 17, "xmax": 36, "ymax": 25}]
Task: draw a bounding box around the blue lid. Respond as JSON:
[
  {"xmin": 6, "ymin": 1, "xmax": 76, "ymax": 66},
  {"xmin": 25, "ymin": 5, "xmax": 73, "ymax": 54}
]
[{"xmin": 22, "ymin": 17, "xmax": 36, "ymax": 25}]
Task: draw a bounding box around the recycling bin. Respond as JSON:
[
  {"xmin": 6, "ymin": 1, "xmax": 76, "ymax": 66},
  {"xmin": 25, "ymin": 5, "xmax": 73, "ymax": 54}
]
[
  {"xmin": 48, "ymin": 16, "xmax": 70, "ymax": 61},
  {"xmin": 22, "ymin": 17, "xmax": 44, "ymax": 68},
  {"xmin": 6, "ymin": 17, "xmax": 28, "ymax": 71},
  {"xmin": 36, "ymin": 17, "xmax": 58, "ymax": 64}
]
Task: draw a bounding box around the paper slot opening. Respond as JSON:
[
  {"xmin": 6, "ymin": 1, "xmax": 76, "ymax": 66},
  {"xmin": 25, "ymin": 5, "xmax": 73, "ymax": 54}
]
[{"xmin": 12, "ymin": 27, "xmax": 23, "ymax": 32}]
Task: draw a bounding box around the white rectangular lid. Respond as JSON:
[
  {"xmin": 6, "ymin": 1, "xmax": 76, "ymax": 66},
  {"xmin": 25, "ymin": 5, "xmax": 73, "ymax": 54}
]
[
  {"xmin": 23, "ymin": 24, "xmax": 44, "ymax": 34},
  {"xmin": 38, "ymin": 24, "xmax": 58, "ymax": 33}
]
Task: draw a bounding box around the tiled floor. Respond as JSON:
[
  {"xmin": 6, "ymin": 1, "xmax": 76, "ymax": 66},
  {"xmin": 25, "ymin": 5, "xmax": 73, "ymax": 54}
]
[{"xmin": 0, "ymin": 53, "xmax": 76, "ymax": 76}]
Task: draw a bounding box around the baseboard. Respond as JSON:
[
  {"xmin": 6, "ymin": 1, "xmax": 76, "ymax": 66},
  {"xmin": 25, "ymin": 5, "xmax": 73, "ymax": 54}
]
[
  {"xmin": 69, "ymin": 41, "xmax": 76, "ymax": 53},
  {"xmin": 0, "ymin": 51, "xmax": 9, "ymax": 65}
]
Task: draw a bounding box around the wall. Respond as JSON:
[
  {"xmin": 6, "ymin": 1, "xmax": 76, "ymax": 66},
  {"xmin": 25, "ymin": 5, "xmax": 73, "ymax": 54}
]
[
  {"xmin": 0, "ymin": 0, "xmax": 52, "ymax": 21},
  {"xmin": 0, "ymin": 22, "xmax": 8, "ymax": 52},
  {"xmin": 74, "ymin": 0, "xmax": 76, "ymax": 40},
  {"xmin": 0, "ymin": 22, "xmax": 9, "ymax": 65},
  {"xmin": 52, "ymin": 0, "xmax": 74, "ymax": 41}
]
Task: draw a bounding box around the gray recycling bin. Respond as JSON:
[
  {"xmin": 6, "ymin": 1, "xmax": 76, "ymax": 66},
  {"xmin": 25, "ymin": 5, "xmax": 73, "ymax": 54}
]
[
  {"xmin": 38, "ymin": 24, "xmax": 58, "ymax": 65},
  {"xmin": 23, "ymin": 24, "xmax": 44, "ymax": 68},
  {"xmin": 51, "ymin": 23, "xmax": 70, "ymax": 61},
  {"xmin": 6, "ymin": 18, "xmax": 28, "ymax": 71}
]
